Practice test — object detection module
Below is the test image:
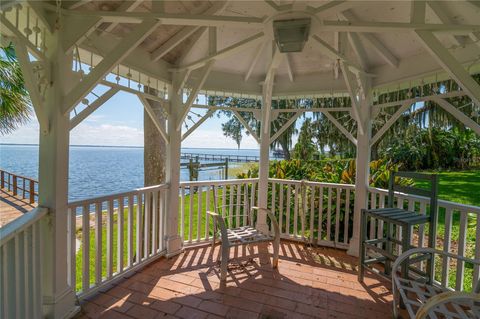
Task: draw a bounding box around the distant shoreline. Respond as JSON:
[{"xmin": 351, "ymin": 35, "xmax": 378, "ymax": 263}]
[{"xmin": 0, "ymin": 143, "xmax": 260, "ymax": 151}]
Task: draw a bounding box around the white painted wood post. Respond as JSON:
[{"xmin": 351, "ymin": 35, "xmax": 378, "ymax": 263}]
[
  {"xmin": 36, "ymin": 35, "xmax": 78, "ymax": 317},
  {"xmin": 257, "ymin": 83, "xmax": 272, "ymax": 232},
  {"xmin": 165, "ymin": 72, "xmax": 183, "ymax": 257},
  {"xmin": 347, "ymin": 83, "xmax": 373, "ymax": 257}
]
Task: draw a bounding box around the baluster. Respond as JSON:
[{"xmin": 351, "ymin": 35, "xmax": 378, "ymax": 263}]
[
  {"xmin": 118, "ymin": 197, "xmax": 124, "ymax": 272},
  {"xmin": 136, "ymin": 193, "xmax": 142, "ymax": 263},
  {"xmin": 180, "ymin": 186, "xmax": 185, "ymax": 241},
  {"xmin": 13, "ymin": 175, "xmax": 17, "ymax": 196},
  {"xmin": 344, "ymin": 189, "xmax": 350, "ymax": 244},
  {"xmin": 310, "ymin": 186, "xmax": 315, "ymax": 243},
  {"xmin": 243, "ymin": 183, "xmax": 248, "ymax": 226},
  {"xmin": 271, "ymin": 182, "xmax": 276, "ymax": 218},
  {"xmin": 205, "ymin": 186, "xmax": 210, "ymax": 240},
  {"xmin": 229, "ymin": 184, "xmax": 234, "ymax": 227},
  {"xmin": 377, "ymin": 193, "xmax": 385, "ymax": 246},
  {"xmin": 107, "ymin": 200, "xmax": 114, "ymax": 277},
  {"xmin": 82, "ymin": 204, "xmax": 90, "ymax": 292},
  {"xmin": 152, "ymin": 191, "xmax": 158, "ymax": 253},
  {"xmin": 318, "ymin": 187, "xmax": 324, "ymax": 243},
  {"xmin": 144, "ymin": 192, "xmax": 151, "ymax": 257},
  {"xmin": 293, "ymin": 184, "xmax": 299, "ymax": 238},
  {"xmin": 222, "ymin": 184, "xmax": 227, "ymax": 218},
  {"xmin": 326, "ymin": 188, "xmax": 332, "ymax": 242},
  {"xmin": 128, "ymin": 195, "xmax": 134, "ymax": 267},
  {"xmin": 474, "ymin": 217, "xmax": 480, "ymax": 287},
  {"xmin": 279, "ymin": 183, "xmax": 284, "ymax": 234},
  {"xmin": 456, "ymin": 211, "xmax": 468, "ymax": 291},
  {"xmin": 335, "ymin": 188, "xmax": 341, "ymax": 244},
  {"xmin": 189, "ymin": 187, "xmax": 194, "ymax": 243},
  {"xmin": 23, "ymin": 227, "xmax": 31, "ymax": 318},
  {"xmin": 235, "ymin": 184, "xmax": 241, "ymax": 227},
  {"xmin": 442, "ymin": 208, "xmax": 453, "ymax": 288},
  {"xmin": 95, "ymin": 202, "xmax": 102, "ymax": 286},
  {"xmin": 14, "ymin": 234, "xmax": 20, "ymax": 317},
  {"xmin": 197, "ymin": 187, "xmax": 202, "ymax": 242},
  {"xmin": 286, "ymin": 184, "xmax": 291, "ymax": 236},
  {"xmin": 68, "ymin": 208, "xmax": 76, "ymax": 290}
]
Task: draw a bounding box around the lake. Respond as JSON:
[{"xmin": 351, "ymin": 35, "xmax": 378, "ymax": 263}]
[{"xmin": 0, "ymin": 144, "xmax": 267, "ymax": 201}]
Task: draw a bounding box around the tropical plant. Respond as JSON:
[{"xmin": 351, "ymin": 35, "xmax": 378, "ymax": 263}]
[{"xmin": 0, "ymin": 43, "xmax": 32, "ymax": 135}]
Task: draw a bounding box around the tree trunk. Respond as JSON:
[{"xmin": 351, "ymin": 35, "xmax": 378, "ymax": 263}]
[
  {"xmin": 143, "ymin": 87, "xmax": 166, "ymax": 186},
  {"xmin": 279, "ymin": 137, "xmax": 291, "ymax": 160}
]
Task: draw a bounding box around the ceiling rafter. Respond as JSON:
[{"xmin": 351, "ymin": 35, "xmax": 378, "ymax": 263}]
[
  {"xmin": 416, "ymin": 30, "xmax": 480, "ymax": 107},
  {"xmin": 103, "ymin": 0, "xmax": 143, "ymax": 33},
  {"xmin": 339, "ymin": 10, "xmax": 399, "ymax": 68},
  {"xmin": 63, "ymin": 19, "xmax": 161, "ymax": 115},
  {"xmin": 264, "ymin": 0, "xmax": 292, "ymax": 12},
  {"xmin": 307, "ymin": 0, "xmax": 347, "ymax": 14},
  {"xmin": 150, "ymin": 1, "xmax": 228, "ymax": 62},
  {"xmin": 244, "ymin": 41, "xmax": 267, "ymax": 82},
  {"xmin": 285, "ymin": 54, "xmax": 294, "ymax": 82},
  {"xmin": 427, "ymin": 1, "xmax": 466, "ymax": 47},
  {"xmin": 347, "ymin": 32, "xmax": 368, "ymax": 71},
  {"xmin": 175, "ymin": 32, "xmax": 265, "ymax": 71}
]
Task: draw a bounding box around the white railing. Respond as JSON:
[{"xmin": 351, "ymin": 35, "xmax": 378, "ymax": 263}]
[
  {"xmin": 67, "ymin": 184, "xmax": 168, "ymax": 298},
  {"xmin": 369, "ymin": 187, "xmax": 480, "ymax": 292},
  {"xmin": 179, "ymin": 178, "xmax": 259, "ymax": 246},
  {"xmin": 269, "ymin": 179, "xmax": 355, "ymax": 249},
  {"xmin": 0, "ymin": 207, "xmax": 47, "ymax": 319}
]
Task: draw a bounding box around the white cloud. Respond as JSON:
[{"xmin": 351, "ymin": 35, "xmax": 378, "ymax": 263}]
[
  {"xmin": 1, "ymin": 120, "xmax": 39, "ymax": 144},
  {"xmin": 71, "ymin": 123, "xmax": 144, "ymax": 146}
]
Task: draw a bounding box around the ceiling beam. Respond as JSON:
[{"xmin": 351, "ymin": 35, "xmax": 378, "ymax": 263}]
[
  {"xmin": 339, "ymin": 10, "xmax": 399, "ymax": 68},
  {"xmin": 312, "ymin": 35, "xmax": 366, "ymax": 75},
  {"xmin": 321, "ymin": 20, "xmax": 480, "ymax": 34},
  {"xmin": 177, "ymin": 61, "xmax": 215, "ymax": 131},
  {"xmin": 176, "ymin": 32, "xmax": 264, "ymax": 71},
  {"xmin": 285, "ymin": 54, "xmax": 294, "ymax": 82},
  {"xmin": 244, "ymin": 41, "xmax": 266, "ymax": 82},
  {"xmin": 64, "ymin": 10, "xmax": 265, "ymax": 28},
  {"xmin": 103, "ymin": 1, "xmax": 143, "ymax": 33},
  {"xmin": 64, "ymin": 19, "xmax": 161, "ymax": 114},
  {"xmin": 70, "ymin": 87, "xmax": 119, "ymax": 130},
  {"xmin": 150, "ymin": 1, "xmax": 228, "ymax": 62},
  {"xmin": 432, "ymin": 97, "xmax": 480, "ymax": 135},
  {"xmin": 347, "ymin": 32, "xmax": 368, "ymax": 70},
  {"xmin": 264, "ymin": 0, "xmax": 292, "ymax": 12},
  {"xmin": 427, "ymin": 1, "xmax": 466, "ymax": 47},
  {"xmin": 322, "ymin": 111, "xmax": 357, "ymax": 145},
  {"xmin": 416, "ymin": 30, "xmax": 480, "ymax": 107},
  {"xmin": 307, "ymin": 1, "xmax": 347, "ymax": 14}
]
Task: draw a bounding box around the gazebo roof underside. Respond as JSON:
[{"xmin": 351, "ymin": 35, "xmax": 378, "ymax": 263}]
[{"xmin": 67, "ymin": 0, "xmax": 480, "ymax": 97}]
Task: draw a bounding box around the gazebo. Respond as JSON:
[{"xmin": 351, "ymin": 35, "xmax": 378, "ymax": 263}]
[{"xmin": 1, "ymin": 1, "xmax": 480, "ymax": 318}]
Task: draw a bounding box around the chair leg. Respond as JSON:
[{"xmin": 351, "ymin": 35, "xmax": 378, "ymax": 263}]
[
  {"xmin": 220, "ymin": 243, "xmax": 229, "ymax": 281},
  {"xmin": 272, "ymin": 240, "xmax": 279, "ymax": 268}
]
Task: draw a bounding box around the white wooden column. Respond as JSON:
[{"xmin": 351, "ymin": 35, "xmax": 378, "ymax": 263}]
[
  {"xmin": 347, "ymin": 82, "xmax": 373, "ymax": 257},
  {"xmin": 257, "ymin": 83, "xmax": 272, "ymax": 232},
  {"xmin": 37, "ymin": 34, "xmax": 78, "ymax": 317},
  {"xmin": 165, "ymin": 72, "xmax": 183, "ymax": 257}
]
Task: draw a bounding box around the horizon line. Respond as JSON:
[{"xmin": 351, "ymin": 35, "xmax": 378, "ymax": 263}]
[{"xmin": 0, "ymin": 143, "xmax": 261, "ymax": 151}]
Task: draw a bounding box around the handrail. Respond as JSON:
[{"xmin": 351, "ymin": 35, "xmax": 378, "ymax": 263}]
[
  {"xmin": 68, "ymin": 183, "xmax": 169, "ymax": 207},
  {"xmin": 0, "ymin": 168, "xmax": 38, "ymax": 204},
  {"xmin": 269, "ymin": 178, "xmax": 356, "ymax": 189},
  {"xmin": 0, "ymin": 207, "xmax": 48, "ymax": 245},
  {"xmin": 180, "ymin": 178, "xmax": 258, "ymax": 187}
]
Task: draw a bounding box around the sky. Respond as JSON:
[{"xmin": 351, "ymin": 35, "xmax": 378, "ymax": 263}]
[{"xmin": 1, "ymin": 89, "xmax": 266, "ymax": 149}]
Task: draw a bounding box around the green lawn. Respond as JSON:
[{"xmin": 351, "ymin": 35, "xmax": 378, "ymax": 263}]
[{"xmin": 416, "ymin": 169, "xmax": 480, "ymax": 206}]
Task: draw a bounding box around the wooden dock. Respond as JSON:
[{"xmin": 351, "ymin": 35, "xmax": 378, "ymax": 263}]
[
  {"xmin": 0, "ymin": 170, "xmax": 38, "ymax": 227},
  {"xmin": 181, "ymin": 152, "xmax": 260, "ymax": 163}
]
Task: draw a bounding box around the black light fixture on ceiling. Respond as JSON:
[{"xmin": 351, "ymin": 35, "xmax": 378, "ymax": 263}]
[{"xmin": 273, "ymin": 18, "xmax": 311, "ymax": 53}]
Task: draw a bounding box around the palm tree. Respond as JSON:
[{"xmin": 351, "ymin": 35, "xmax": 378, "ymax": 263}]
[{"xmin": 0, "ymin": 43, "xmax": 31, "ymax": 135}]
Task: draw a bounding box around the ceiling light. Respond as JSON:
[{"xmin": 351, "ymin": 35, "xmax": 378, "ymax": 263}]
[{"xmin": 273, "ymin": 18, "xmax": 311, "ymax": 53}]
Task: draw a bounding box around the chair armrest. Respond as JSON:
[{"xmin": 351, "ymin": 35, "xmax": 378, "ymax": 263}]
[
  {"xmin": 416, "ymin": 291, "xmax": 480, "ymax": 319},
  {"xmin": 207, "ymin": 210, "xmax": 219, "ymax": 216}
]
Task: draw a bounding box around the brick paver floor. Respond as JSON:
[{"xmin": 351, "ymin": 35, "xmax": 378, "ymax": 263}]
[{"xmin": 75, "ymin": 241, "xmax": 393, "ymax": 319}]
